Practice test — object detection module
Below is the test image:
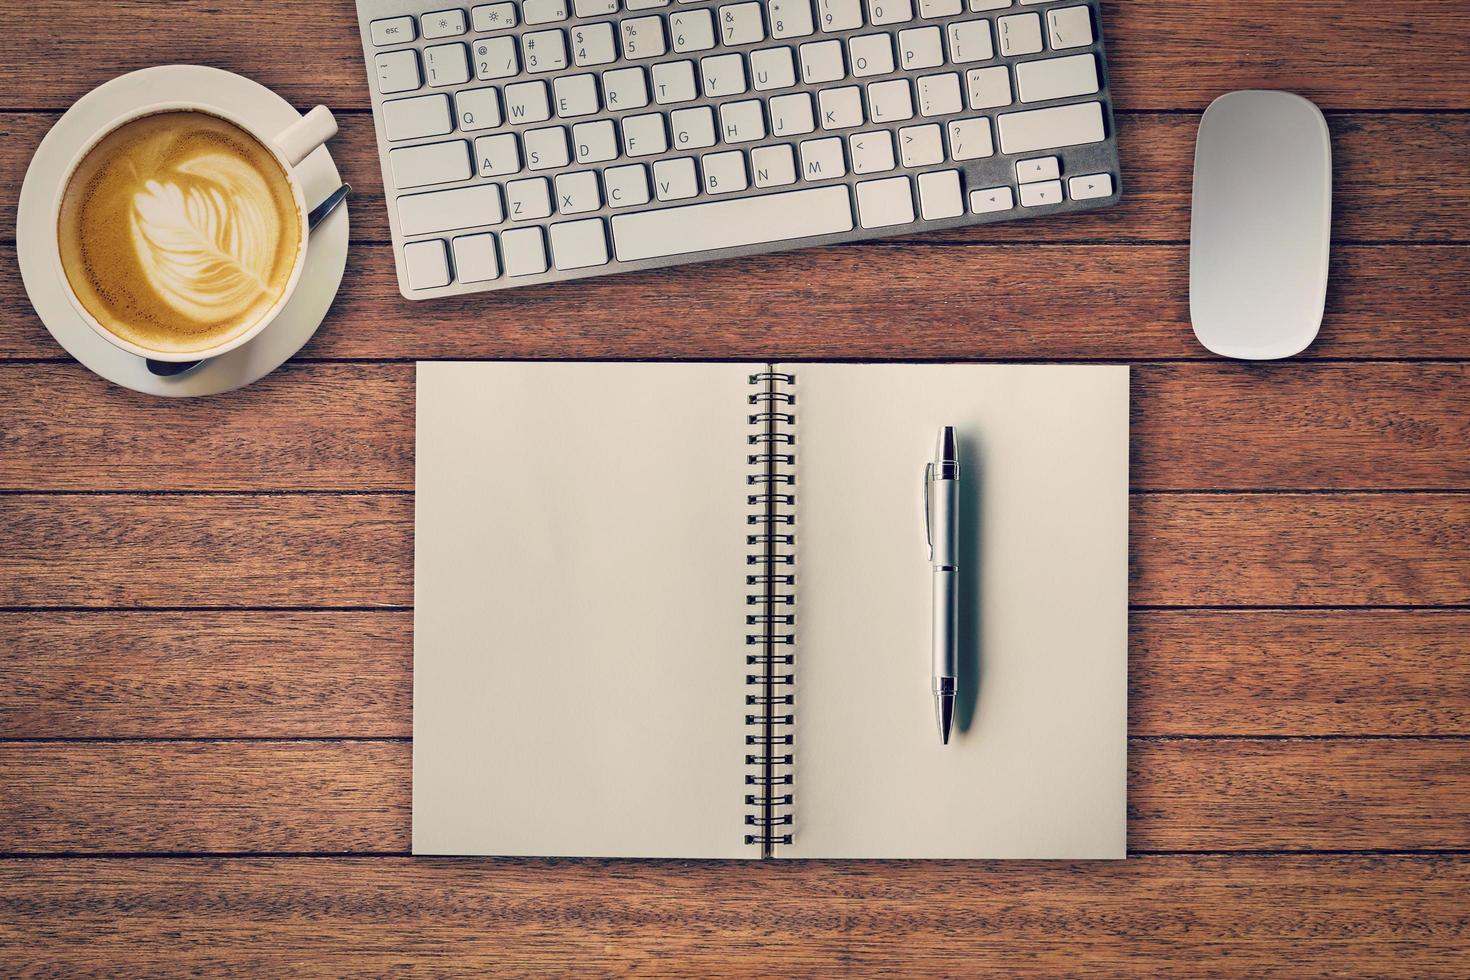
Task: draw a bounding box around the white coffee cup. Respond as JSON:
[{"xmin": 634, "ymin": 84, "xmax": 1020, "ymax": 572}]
[{"xmin": 52, "ymin": 102, "xmax": 338, "ymax": 363}]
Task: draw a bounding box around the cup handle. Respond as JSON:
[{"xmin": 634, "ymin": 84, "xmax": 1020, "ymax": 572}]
[{"xmin": 272, "ymin": 105, "xmax": 338, "ymax": 168}]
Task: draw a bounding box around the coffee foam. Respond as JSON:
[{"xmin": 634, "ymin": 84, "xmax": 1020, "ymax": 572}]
[{"xmin": 58, "ymin": 110, "xmax": 302, "ymax": 354}]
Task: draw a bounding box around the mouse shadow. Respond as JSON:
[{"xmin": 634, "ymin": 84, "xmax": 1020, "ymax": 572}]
[{"xmin": 954, "ymin": 431, "xmax": 984, "ymax": 735}]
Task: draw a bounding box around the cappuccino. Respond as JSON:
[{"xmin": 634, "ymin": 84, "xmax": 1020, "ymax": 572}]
[{"xmin": 58, "ymin": 110, "xmax": 302, "ymax": 355}]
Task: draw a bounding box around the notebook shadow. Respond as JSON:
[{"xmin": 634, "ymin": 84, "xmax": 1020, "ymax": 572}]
[{"xmin": 954, "ymin": 430, "xmax": 984, "ymax": 735}]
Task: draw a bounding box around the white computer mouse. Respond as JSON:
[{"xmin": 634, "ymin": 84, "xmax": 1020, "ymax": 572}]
[{"xmin": 1190, "ymin": 91, "xmax": 1332, "ymax": 359}]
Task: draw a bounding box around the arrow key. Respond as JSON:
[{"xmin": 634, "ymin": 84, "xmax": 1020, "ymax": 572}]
[
  {"xmin": 1068, "ymin": 172, "xmax": 1114, "ymax": 201},
  {"xmin": 969, "ymin": 185, "xmax": 1014, "ymax": 215}
]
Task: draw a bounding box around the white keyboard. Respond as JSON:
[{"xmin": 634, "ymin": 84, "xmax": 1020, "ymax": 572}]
[{"xmin": 356, "ymin": 0, "xmax": 1121, "ymax": 299}]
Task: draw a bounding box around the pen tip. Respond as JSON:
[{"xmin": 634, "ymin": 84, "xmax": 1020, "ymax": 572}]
[
  {"xmin": 936, "ymin": 694, "xmax": 955, "ymax": 745},
  {"xmin": 937, "ymin": 426, "xmax": 958, "ymax": 464}
]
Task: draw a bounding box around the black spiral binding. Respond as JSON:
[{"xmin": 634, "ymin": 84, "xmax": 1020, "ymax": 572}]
[{"xmin": 745, "ymin": 369, "xmax": 796, "ymax": 856}]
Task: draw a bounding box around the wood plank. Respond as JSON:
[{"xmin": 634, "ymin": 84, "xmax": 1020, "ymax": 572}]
[
  {"xmin": 0, "ymin": 739, "xmax": 1465, "ymax": 853},
  {"xmin": 5, "ymin": 1, "xmax": 1469, "ymax": 110},
  {"xmin": 0, "ymin": 612, "xmax": 411, "ymax": 739},
  {"xmin": 1130, "ymin": 494, "xmax": 1470, "ymax": 607},
  {"xmin": 5, "ymin": 244, "xmax": 1469, "ymax": 361},
  {"xmin": 2, "ymin": 856, "xmax": 1468, "ymax": 976},
  {"xmin": 4, "ymin": 362, "xmax": 1466, "ymax": 492},
  {"xmin": 1130, "ymin": 611, "xmax": 1470, "ymax": 737},
  {"xmin": 6, "ymin": 113, "xmax": 1468, "ymax": 246},
  {"xmin": 4, "ymin": 610, "xmax": 1466, "ymax": 740},
  {"xmin": 3, "ymin": 494, "xmax": 1466, "ymax": 608}
]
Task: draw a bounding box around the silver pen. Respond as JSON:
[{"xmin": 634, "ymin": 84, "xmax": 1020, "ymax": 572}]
[{"xmin": 924, "ymin": 426, "xmax": 961, "ymax": 745}]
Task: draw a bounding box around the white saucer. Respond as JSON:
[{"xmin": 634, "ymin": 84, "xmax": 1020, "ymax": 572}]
[{"xmin": 16, "ymin": 65, "xmax": 349, "ymax": 398}]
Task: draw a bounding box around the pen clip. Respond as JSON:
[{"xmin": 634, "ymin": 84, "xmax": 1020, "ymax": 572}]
[{"xmin": 923, "ymin": 462, "xmax": 935, "ymax": 559}]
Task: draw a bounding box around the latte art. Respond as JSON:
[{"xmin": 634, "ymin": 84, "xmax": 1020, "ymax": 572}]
[{"xmin": 59, "ymin": 111, "xmax": 302, "ymax": 354}]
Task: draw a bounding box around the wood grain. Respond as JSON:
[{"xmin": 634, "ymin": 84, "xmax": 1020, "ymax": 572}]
[
  {"xmin": 1, "ymin": 856, "xmax": 1468, "ymax": 976},
  {"xmin": 4, "ymin": 493, "xmax": 1466, "ymax": 608},
  {"xmin": 3, "ymin": 1, "xmax": 1469, "ymax": 111},
  {"xmin": 5, "ymin": 243, "xmax": 1470, "ymax": 361},
  {"xmin": 4, "ymin": 362, "xmax": 1466, "ymax": 492},
  {"xmin": 5, "ymin": 112, "xmax": 1468, "ymax": 247},
  {"xmin": 7, "ymin": 610, "xmax": 1465, "ymax": 739},
  {"xmin": 0, "ymin": 739, "xmax": 1466, "ymax": 853}
]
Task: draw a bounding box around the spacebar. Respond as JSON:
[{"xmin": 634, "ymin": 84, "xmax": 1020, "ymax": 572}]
[{"xmin": 611, "ymin": 186, "xmax": 855, "ymax": 262}]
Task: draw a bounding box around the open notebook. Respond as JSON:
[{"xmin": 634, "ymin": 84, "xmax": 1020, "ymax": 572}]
[{"xmin": 415, "ymin": 362, "xmax": 1128, "ymax": 859}]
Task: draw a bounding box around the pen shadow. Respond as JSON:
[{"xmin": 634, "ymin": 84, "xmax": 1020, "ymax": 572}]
[{"xmin": 954, "ymin": 430, "xmax": 984, "ymax": 735}]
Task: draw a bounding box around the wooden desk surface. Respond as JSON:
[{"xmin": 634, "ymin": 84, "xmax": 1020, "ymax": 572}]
[{"xmin": 2, "ymin": 1, "xmax": 1468, "ymax": 974}]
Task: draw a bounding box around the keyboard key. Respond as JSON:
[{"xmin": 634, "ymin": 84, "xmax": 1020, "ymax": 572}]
[
  {"xmin": 862, "ymin": 78, "xmax": 909, "ymax": 124},
  {"xmin": 383, "ymin": 94, "xmax": 454, "ymax": 141},
  {"xmin": 474, "ymin": 133, "xmax": 521, "ymax": 176},
  {"xmin": 404, "ymin": 239, "xmax": 451, "ymax": 289},
  {"xmin": 817, "ymin": 0, "xmax": 861, "ymax": 31},
  {"xmin": 799, "ymin": 136, "xmax": 846, "ymax": 179},
  {"xmin": 1019, "ymin": 179, "xmax": 1063, "ymax": 207},
  {"xmin": 721, "ymin": 2, "xmax": 766, "ymax": 44},
  {"xmin": 720, "ymin": 99, "xmax": 766, "ymax": 142},
  {"xmin": 522, "ymin": 30, "xmax": 569, "ymax": 74},
  {"xmin": 918, "ymin": 169, "xmax": 963, "ymax": 219},
  {"xmin": 946, "ymin": 116, "xmax": 993, "ymax": 160},
  {"xmin": 898, "ymin": 26, "xmax": 942, "ymax": 70},
  {"xmin": 969, "ymin": 185, "xmax": 1014, "ymax": 214},
  {"xmin": 574, "ymin": 0, "xmax": 616, "ymax": 12},
  {"xmin": 653, "ymin": 157, "xmax": 700, "ymax": 199},
  {"xmin": 391, "ymin": 140, "xmax": 473, "ymax": 188},
  {"xmin": 456, "ymin": 87, "xmax": 503, "ymax": 130},
  {"xmin": 996, "ymin": 100, "xmax": 1105, "ymax": 154},
  {"xmin": 751, "ymin": 47, "xmax": 797, "ymax": 90},
  {"xmin": 819, "ymin": 86, "xmax": 864, "ymax": 128},
  {"xmin": 603, "ymin": 66, "xmax": 650, "ymax": 109},
  {"xmin": 474, "ymin": 36, "xmax": 519, "ymax": 79},
  {"xmin": 623, "ymin": 112, "xmax": 669, "ymax": 154},
  {"xmin": 523, "ymin": 0, "xmax": 570, "ymax": 24},
  {"xmin": 670, "ymin": 106, "xmax": 717, "ymax": 148},
  {"xmin": 865, "ymin": 0, "xmax": 912, "ymax": 27},
  {"xmin": 946, "ymin": 19, "xmax": 992, "ymax": 64},
  {"xmin": 849, "ymin": 33, "xmax": 895, "ymax": 77},
  {"xmin": 611, "ymin": 185, "xmax": 854, "ymax": 261},
  {"xmin": 555, "ymin": 170, "xmax": 602, "ymax": 212},
  {"xmin": 967, "ymin": 65, "xmax": 1011, "ymax": 109},
  {"xmin": 399, "ymin": 185, "xmax": 504, "ymax": 235},
  {"xmin": 855, "ymin": 175, "xmax": 914, "ymax": 228},
  {"xmin": 452, "ymin": 233, "xmax": 500, "ymax": 282},
  {"xmin": 375, "ymin": 50, "xmax": 422, "ymax": 94},
  {"xmin": 621, "ymin": 16, "xmax": 668, "ymax": 59},
  {"xmin": 701, "ymin": 52, "xmax": 747, "ymax": 96},
  {"xmin": 425, "ymin": 43, "xmax": 471, "ymax": 86},
  {"xmin": 1016, "ymin": 156, "xmax": 1059, "ymax": 183},
  {"xmin": 671, "ymin": 8, "xmax": 717, "ymax": 51},
  {"xmin": 698, "ymin": 150, "xmax": 745, "ymax": 195},
  {"xmin": 605, "ymin": 163, "xmax": 652, "ymax": 205},
  {"xmin": 769, "ymin": 93, "xmax": 816, "ymax": 135},
  {"xmin": 799, "ymin": 40, "xmax": 845, "ymax": 84},
  {"xmin": 471, "ymin": 2, "xmax": 518, "ymax": 31},
  {"xmin": 1068, "ymin": 172, "xmax": 1113, "ymax": 200},
  {"xmin": 996, "ymin": 13, "xmax": 1042, "ymax": 56},
  {"xmin": 849, "ymin": 130, "xmax": 895, "ymax": 174},
  {"xmin": 1047, "ymin": 5, "xmax": 1093, "ymax": 49},
  {"xmin": 501, "ymin": 227, "xmax": 549, "ymax": 275},
  {"xmin": 898, "ymin": 123, "xmax": 943, "ymax": 166},
  {"xmin": 752, "ymin": 144, "xmax": 798, "ymax": 186},
  {"xmin": 421, "ymin": 9, "xmax": 468, "ymax": 38},
  {"xmin": 626, "ymin": 0, "xmax": 671, "ymax": 7},
  {"xmin": 918, "ymin": 0, "xmax": 960, "ymax": 15},
  {"xmin": 572, "ymin": 22, "xmax": 617, "ymax": 66},
  {"xmin": 1016, "ymin": 53, "xmax": 1099, "ymax": 103},
  {"xmin": 554, "ymin": 73, "xmax": 599, "ymax": 116},
  {"xmin": 504, "ymin": 80, "xmax": 552, "ymax": 122},
  {"xmin": 969, "ymin": 0, "xmax": 1009, "ymax": 8},
  {"xmin": 768, "ymin": 0, "xmax": 815, "ymax": 38},
  {"xmin": 551, "ymin": 218, "xmax": 610, "ymax": 269},
  {"xmin": 916, "ymin": 72, "xmax": 961, "ymax": 117},
  {"xmin": 573, "ymin": 119, "xmax": 620, "ymax": 161},
  {"xmin": 653, "ymin": 60, "xmax": 699, "ymax": 102},
  {"xmin": 507, "ymin": 177, "xmax": 554, "ymax": 219},
  {"xmin": 524, "ymin": 126, "xmax": 571, "ymax": 169},
  {"xmin": 371, "ymin": 16, "xmax": 416, "ymax": 46}
]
